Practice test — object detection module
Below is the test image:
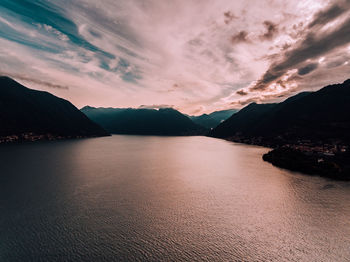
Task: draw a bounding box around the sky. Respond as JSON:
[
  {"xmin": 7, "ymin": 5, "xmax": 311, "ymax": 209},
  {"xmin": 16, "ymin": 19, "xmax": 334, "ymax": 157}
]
[{"xmin": 0, "ymin": 0, "xmax": 350, "ymax": 115}]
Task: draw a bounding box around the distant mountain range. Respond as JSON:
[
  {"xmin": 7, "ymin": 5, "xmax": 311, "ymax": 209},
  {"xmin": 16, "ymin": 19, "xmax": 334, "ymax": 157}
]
[
  {"xmin": 0, "ymin": 76, "xmax": 108, "ymax": 142},
  {"xmin": 81, "ymin": 106, "xmax": 206, "ymax": 136},
  {"xmin": 210, "ymin": 79, "xmax": 350, "ymax": 145},
  {"xmin": 189, "ymin": 109, "xmax": 237, "ymax": 129}
]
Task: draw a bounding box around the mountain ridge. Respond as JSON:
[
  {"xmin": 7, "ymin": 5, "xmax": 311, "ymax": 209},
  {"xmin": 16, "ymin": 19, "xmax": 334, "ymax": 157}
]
[
  {"xmin": 210, "ymin": 78, "xmax": 350, "ymax": 180},
  {"xmin": 210, "ymin": 78, "xmax": 350, "ymax": 144},
  {"xmin": 81, "ymin": 106, "xmax": 206, "ymax": 136},
  {"xmin": 0, "ymin": 76, "xmax": 108, "ymax": 142},
  {"xmin": 189, "ymin": 109, "xmax": 238, "ymax": 129}
]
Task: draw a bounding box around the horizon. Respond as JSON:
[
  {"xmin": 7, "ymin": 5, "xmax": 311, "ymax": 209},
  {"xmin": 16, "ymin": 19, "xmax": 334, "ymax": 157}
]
[
  {"xmin": 3, "ymin": 74, "xmax": 349, "ymax": 117},
  {"xmin": 1, "ymin": 0, "xmax": 350, "ymax": 114}
]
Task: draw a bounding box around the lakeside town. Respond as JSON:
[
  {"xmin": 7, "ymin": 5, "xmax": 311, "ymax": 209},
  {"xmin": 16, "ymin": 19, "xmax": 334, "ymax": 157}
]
[
  {"xmin": 224, "ymin": 135, "xmax": 350, "ymax": 180},
  {"xmin": 0, "ymin": 133, "xmax": 87, "ymax": 144}
]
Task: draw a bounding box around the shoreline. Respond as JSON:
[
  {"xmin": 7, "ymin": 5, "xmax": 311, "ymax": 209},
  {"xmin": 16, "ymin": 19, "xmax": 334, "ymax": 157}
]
[
  {"xmin": 262, "ymin": 147, "xmax": 350, "ymax": 181},
  {"xmin": 216, "ymin": 135, "xmax": 350, "ymax": 181},
  {"xmin": 0, "ymin": 133, "xmax": 110, "ymax": 145}
]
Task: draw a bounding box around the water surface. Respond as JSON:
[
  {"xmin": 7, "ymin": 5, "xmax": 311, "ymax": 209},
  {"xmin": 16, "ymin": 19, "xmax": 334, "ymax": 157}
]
[{"xmin": 1, "ymin": 135, "xmax": 349, "ymax": 261}]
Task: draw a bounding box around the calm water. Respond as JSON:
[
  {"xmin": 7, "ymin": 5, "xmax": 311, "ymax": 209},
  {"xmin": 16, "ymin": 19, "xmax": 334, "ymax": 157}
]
[{"xmin": 0, "ymin": 135, "xmax": 349, "ymax": 261}]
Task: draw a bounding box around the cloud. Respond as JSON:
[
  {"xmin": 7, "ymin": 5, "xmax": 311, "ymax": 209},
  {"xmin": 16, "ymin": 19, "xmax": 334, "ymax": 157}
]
[
  {"xmin": 260, "ymin": 21, "xmax": 278, "ymax": 40},
  {"xmin": 40, "ymin": 24, "xmax": 69, "ymax": 41},
  {"xmin": 0, "ymin": 71, "xmax": 69, "ymax": 89},
  {"xmin": 308, "ymin": 0, "xmax": 350, "ymax": 28},
  {"xmin": 224, "ymin": 11, "xmax": 238, "ymax": 24},
  {"xmin": 231, "ymin": 31, "xmax": 249, "ymax": 44},
  {"xmin": 231, "ymin": 97, "xmax": 260, "ymax": 106},
  {"xmin": 298, "ymin": 63, "xmax": 318, "ymax": 75},
  {"xmin": 138, "ymin": 104, "xmax": 174, "ymax": 109},
  {"xmin": 236, "ymin": 89, "xmax": 248, "ymax": 96},
  {"xmin": 250, "ymin": 1, "xmax": 350, "ymax": 91},
  {"xmin": 1, "ymin": 0, "xmax": 349, "ymax": 114}
]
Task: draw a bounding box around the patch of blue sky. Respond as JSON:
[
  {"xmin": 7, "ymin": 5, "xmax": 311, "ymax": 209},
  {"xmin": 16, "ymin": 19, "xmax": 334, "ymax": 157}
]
[
  {"xmin": 0, "ymin": 0, "xmax": 143, "ymax": 85},
  {"xmin": 1, "ymin": 0, "xmax": 115, "ymax": 59},
  {"xmin": 122, "ymin": 70, "xmax": 143, "ymax": 84},
  {"xmin": 0, "ymin": 18, "xmax": 64, "ymax": 54},
  {"xmin": 116, "ymin": 58, "xmax": 143, "ymax": 83},
  {"xmin": 97, "ymin": 55, "xmax": 142, "ymax": 82}
]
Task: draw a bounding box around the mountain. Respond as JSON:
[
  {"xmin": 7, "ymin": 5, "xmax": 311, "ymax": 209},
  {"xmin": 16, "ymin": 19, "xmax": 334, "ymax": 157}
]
[
  {"xmin": 210, "ymin": 79, "xmax": 350, "ymax": 180},
  {"xmin": 81, "ymin": 106, "xmax": 206, "ymax": 136},
  {"xmin": 209, "ymin": 103, "xmax": 276, "ymax": 139},
  {"xmin": 189, "ymin": 114, "xmax": 219, "ymax": 129},
  {"xmin": 0, "ymin": 76, "xmax": 108, "ymax": 142},
  {"xmin": 189, "ymin": 109, "xmax": 237, "ymax": 129},
  {"xmin": 210, "ymin": 79, "xmax": 350, "ymax": 145},
  {"xmin": 209, "ymin": 109, "xmax": 238, "ymax": 122}
]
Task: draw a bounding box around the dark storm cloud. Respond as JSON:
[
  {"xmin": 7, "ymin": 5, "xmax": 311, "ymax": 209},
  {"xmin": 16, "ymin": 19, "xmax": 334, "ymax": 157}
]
[
  {"xmin": 260, "ymin": 21, "xmax": 278, "ymax": 40},
  {"xmin": 308, "ymin": 0, "xmax": 350, "ymax": 28},
  {"xmin": 250, "ymin": 4, "xmax": 350, "ymax": 91},
  {"xmin": 298, "ymin": 63, "xmax": 318, "ymax": 75},
  {"xmin": 231, "ymin": 31, "xmax": 249, "ymax": 44}
]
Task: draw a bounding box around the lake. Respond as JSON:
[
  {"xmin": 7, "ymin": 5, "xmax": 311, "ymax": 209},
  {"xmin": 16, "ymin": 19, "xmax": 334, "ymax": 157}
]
[{"xmin": 1, "ymin": 135, "xmax": 349, "ymax": 261}]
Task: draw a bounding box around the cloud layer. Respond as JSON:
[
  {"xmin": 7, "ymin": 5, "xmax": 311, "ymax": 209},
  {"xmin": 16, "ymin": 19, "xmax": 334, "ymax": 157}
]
[{"xmin": 0, "ymin": 0, "xmax": 350, "ymax": 114}]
